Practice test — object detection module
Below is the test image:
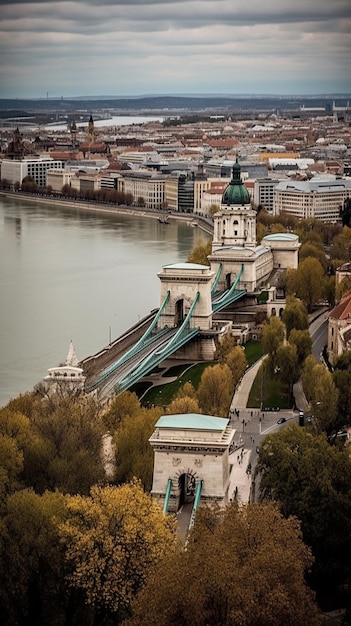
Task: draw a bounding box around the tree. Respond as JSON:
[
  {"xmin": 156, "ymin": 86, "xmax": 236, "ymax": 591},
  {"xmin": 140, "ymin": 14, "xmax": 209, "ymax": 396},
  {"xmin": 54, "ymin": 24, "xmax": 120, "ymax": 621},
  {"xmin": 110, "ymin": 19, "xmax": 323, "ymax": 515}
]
[
  {"xmin": 299, "ymin": 241, "xmax": 328, "ymax": 271},
  {"xmin": 335, "ymin": 276, "xmax": 351, "ymax": 303},
  {"xmin": 276, "ymin": 343, "xmax": 299, "ymax": 393},
  {"xmin": 323, "ymin": 274, "xmax": 336, "ymax": 308},
  {"xmin": 129, "ymin": 500, "xmax": 321, "ymax": 626},
  {"xmin": 330, "ymin": 227, "xmax": 351, "ymax": 264},
  {"xmin": 29, "ymin": 395, "xmax": 106, "ymax": 494},
  {"xmin": 256, "ymin": 424, "xmax": 351, "ymax": 609},
  {"xmin": 256, "ymin": 221, "xmax": 268, "ymax": 243},
  {"xmin": 0, "ymin": 434, "xmax": 23, "ymax": 501},
  {"xmin": 187, "ymin": 237, "xmax": 212, "ymax": 265},
  {"xmin": 197, "ymin": 364, "xmax": 233, "ymax": 417},
  {"xmin": 167, "ymin": 396, "xmax": 201, "ymax": 415},
  {"xmin": 287, "ymin": 257, "xmax": 324, "ymax": 312},
  {"xmin": 282, "ymin": 295, "xmax": 308, "ymax": 338},
  {"xmin": 102, "ymin": 390, "xmax": 141, "ymax": 433},
  {"xmin": 261, "ymin": 316, "xmax": 285, "ymax": 370},
  {"xmin": 113, "ymin": 406, "xmax": 162, "ymax": 491},
  {"xmin": 215, "ymin": 333, "xmax": 235, "ymax": 362},
  {"xmin": 288, "ymin": 328, "xmax": 312, "ymax": 370},
  {"xmin": 174, "ymin": 381, "xmax": 197, "ymax": 400},
  {"xmin": 301, "ymin": 357, "xmax": 339, "ymax": 434},
  {"xmin": 0, "ymin": 489, "xmax": 70, "ymax": 626},
  {"xmin": 333, "ymin": 367, "xmax": 351, "ymax": 425},
  {"xmin": 58, "ymin": 481, "xmax": 177, "ymax": 622},
  {"xmin": 225, "ymin": 346, "xmax": 247, "ymax": 388}
]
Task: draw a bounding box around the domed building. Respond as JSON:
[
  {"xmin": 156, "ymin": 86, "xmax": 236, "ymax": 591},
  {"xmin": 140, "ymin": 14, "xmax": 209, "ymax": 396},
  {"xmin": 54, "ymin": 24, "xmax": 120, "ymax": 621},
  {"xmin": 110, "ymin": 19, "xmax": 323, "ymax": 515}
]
[{"xmin": 209, "ymin": 159, "xmax": 299, "ymax": 293}]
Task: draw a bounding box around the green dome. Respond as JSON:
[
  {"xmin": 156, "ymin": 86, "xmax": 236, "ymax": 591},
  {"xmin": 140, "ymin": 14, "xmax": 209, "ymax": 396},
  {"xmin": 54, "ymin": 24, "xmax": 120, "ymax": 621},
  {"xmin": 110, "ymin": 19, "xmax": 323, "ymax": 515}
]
[{"xmin": 222, "ymin": 158, "xmax": 251, "ymax": 206}]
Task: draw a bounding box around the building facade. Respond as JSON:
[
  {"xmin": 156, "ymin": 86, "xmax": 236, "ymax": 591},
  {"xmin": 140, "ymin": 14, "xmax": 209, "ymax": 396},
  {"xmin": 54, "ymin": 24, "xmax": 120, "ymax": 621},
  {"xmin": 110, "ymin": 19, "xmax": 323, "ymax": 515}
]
[
  {"xmin": 273, "ymin": 178, "xmax": 351, "ymax": 222},
  {"xmin": 2, "ymin": 157, "xmax": 63, "ymax": 187}
]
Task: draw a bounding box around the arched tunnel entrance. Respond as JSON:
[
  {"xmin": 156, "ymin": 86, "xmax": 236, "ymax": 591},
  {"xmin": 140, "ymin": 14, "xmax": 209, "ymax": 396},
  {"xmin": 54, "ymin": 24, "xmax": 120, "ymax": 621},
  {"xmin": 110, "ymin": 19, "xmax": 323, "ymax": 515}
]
[
  {"xmin": 175, "ymin": 298, "xmax": 184, "ymax": 327},
  {"xmin": 178, "ymin": 472, "xmax": 196, "ymax": 509}
]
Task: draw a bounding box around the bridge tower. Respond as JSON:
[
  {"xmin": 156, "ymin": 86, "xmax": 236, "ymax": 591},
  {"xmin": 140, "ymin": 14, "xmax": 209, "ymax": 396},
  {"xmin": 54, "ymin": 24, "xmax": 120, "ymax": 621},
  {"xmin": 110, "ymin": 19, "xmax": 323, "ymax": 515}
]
[
  {"xmin": 149, "ymin": 413, "xmax": 235, "ymax": 513},
  {"xmin": 157, "ymin": 262, "xmax": 214, "ymax": 331}
]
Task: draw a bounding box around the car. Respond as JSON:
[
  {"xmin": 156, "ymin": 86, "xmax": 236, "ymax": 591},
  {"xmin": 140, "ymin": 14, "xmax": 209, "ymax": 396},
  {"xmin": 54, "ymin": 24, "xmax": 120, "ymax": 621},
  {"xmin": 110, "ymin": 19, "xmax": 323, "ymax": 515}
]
[{"xmin": 277, "ymin": 417, "xmax": 286, "ymax": 425}]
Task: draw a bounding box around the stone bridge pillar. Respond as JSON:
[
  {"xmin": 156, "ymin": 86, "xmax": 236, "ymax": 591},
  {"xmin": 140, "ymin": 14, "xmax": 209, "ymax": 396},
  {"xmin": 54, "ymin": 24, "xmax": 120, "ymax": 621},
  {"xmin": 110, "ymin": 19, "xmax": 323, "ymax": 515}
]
[
  {"xmin": 149, "ymin": 413, "xmax": 235, "ymax": 512},
  {"xmin": 157, "ymin": 263, "xmax": 214, "ymax": 331}
]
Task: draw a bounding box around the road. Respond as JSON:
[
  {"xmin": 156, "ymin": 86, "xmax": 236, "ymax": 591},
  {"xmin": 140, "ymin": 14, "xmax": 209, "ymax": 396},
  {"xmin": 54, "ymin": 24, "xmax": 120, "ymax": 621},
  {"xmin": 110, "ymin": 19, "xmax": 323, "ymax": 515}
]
[
  {"xmin": 310, "ymin": 316, "xmax": 328, "ymax": 361},
  {"xmin": 228, "ymin": 306, "xmax": 329, "ymax": 503}
]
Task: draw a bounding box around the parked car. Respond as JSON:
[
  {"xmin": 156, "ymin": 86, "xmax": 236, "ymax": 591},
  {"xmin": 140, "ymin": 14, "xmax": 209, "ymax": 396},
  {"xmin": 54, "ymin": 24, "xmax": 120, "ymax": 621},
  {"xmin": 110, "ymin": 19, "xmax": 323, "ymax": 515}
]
[{"xmin": 277, "ymin": 417, "xmax": 286, "ymax": 425}]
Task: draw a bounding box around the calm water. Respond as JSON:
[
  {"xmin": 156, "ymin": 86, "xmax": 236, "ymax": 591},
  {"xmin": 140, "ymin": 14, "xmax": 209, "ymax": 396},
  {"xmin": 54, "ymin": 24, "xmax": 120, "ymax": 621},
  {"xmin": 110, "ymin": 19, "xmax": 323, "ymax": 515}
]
[
  {"xmin": 0, "ymin": 196, "xmax": 208, "ymax": 407},
  {"xmin": 42, "ymin": 115, "xmax": 165, "ymax": 132}
]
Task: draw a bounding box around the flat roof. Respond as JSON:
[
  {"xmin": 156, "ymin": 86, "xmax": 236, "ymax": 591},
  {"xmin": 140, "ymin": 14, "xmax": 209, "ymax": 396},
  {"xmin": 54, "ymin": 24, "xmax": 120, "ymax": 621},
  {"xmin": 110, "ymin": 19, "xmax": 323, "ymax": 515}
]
[
  {"xmin": 163, "ymin": 262, "xmax": 209, "ymax": 270},
  {"xmin": 262, "ymin": 233, "xmax": 299, "ymax": 241},
  {"xmin": 155, "ymin": 413, "xmax": 229, "ymax": 431}
]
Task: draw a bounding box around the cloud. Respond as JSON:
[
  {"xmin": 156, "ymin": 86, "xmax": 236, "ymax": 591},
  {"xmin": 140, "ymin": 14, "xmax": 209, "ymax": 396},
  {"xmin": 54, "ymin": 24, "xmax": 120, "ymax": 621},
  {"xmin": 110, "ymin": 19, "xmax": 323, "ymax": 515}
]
[{"xmin": 0, "ymin": 0, "xmax": 350, "ymax": 97}]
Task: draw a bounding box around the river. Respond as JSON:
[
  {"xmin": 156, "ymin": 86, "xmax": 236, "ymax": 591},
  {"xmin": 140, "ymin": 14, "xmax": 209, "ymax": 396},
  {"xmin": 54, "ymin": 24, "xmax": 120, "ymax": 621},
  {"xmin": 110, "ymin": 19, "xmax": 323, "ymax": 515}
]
[
  {"xmin": 41, "ymin": 115, "xmax": 165, "ymax": 132},
  {"xmin": 0, "ymin": 196, "xmax": 209, "ymax": 407}
]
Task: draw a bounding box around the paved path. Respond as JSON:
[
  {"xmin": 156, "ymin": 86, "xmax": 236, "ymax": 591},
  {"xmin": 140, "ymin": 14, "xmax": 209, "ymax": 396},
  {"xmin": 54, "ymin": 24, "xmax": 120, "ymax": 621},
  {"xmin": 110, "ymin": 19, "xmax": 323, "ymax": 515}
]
[{"xmin": 227, "ymin": 355, "xmax": 299, "ymax": 504}]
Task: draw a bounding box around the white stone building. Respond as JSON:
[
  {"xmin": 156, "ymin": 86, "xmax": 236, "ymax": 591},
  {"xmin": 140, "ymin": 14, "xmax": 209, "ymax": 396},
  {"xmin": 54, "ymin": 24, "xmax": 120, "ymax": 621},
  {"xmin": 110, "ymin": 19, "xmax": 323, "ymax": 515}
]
[
  {"xmin": 118, "ymin": 173, "xmax": 166, "ymax": 209},
  {"xmin": 209, "ymin": 159, "xmax": 299, "ymax": 294},
  {"xmin": 2, "ymin": 157, "xmax": 63, "ymax": 187},
  {"xmin": 149, "ymin": 413, "xmax": 235, "ymax": 512},
  {"xmin": 273, "ymin": 177, "xmax": 351, "ymax": 222},
  {"xmin": 43, "ymin": 341, "xmax": 86, "ymax": 393}
]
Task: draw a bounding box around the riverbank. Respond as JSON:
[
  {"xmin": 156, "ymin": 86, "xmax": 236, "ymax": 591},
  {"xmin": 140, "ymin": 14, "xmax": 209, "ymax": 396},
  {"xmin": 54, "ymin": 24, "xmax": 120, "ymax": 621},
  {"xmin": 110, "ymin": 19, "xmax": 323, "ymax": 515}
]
[{"xmin": 0, "ymin": 191, "xmax": 214, "ymax": 236}]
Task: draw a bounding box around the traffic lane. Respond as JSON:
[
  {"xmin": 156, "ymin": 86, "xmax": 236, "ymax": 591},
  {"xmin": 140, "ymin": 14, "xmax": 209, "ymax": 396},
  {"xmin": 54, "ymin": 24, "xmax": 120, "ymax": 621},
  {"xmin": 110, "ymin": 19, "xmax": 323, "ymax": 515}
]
[{"xmin": 310, "ymin": 318, "xmax": 328, "ymax": 360}]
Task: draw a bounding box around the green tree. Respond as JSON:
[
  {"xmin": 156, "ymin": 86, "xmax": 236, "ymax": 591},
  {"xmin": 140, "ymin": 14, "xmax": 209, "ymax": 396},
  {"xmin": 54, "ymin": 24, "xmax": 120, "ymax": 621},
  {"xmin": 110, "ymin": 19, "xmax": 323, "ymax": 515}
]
[
  {"xmin": 58, "ymin": 481, "xmax": 177, "ymax": 623},
  {"xmin": 332, "ymin": 353, "xmax": 351, "ymax": 425},
  {"xmin": 301, "ymin": 357, "xmax": 339, "ymax": 434},
  {"xmin": 323, "ymin": 274, "xmax": 336, "ymax": 308},
  {"xmin": 276, "ymin": 343, "xmax": 299, "ymax": 393},
  {"xmin": 261, "ymin": 316, "xmax": 285, "ymax": 370},
  {"xmin": 30, "ymin": 395, "xmax": 106, "ymax": 494},
  {"xmin": 299, "ymin": 241, "xmax": 328, "ymax": 271},
  {"xmin": 282, "ymin": 295, "xmax": 308, "ymax": 338},
  {"xmin": 129, "ymin": 500, "xmax": 321, "ymax": 626},
  {"xmin": 197, "ymin": 364, "xmax": 233, "ymax": 417},
  {"xmin": 187, "ymin": 237, "xmax": 212, "ymax": 265},
  {"xmin": 256, "ymin": 424, "xmax": 351, "ymax": 608},
  {"xmin": 0, "ymin": 434, "xmax": 23, "ymax": 500},
  {"xmin": 113, "ymin": 406, "xmax": 162, "ymax": 491},
  {"xmin": 288, "ymin": 328, "xmax": 312, "ymax": 370},
  {"xmin": 0, "ymin": 489, "xmax": 70, "ymax": 626},
  {"xmin": 335, "ymin": 275, "xmax": 351, "ymax": 303},
  {"xmin": 330, "ymin": 227, "xmax": 351, "ymax": 264},
  {"xmin": 287, "ymin": 257, "xmax": 324, "ymax": 312}
]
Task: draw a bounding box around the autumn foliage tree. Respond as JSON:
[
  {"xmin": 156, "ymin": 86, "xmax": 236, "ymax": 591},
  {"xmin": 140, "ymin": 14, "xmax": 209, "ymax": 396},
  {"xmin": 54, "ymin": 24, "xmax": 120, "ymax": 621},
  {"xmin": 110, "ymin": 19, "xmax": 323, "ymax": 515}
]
[
  {"xmin": 129, "ymin": 500, "xmax": 321, "ymax": 626},
  {"xmin": 59, "ymin": 481, "xmax": 177, "ymax": 623},
  {"xmin": 113, "ymin": 405, "xmax": 162, "ymax": 491},
  {"xmin": 187, "ymin": 237, "xmax": 212, "ymax": 265},
  {"xmin": 197, "ymin": 363, "xmax": 233, "ymax": 417}
]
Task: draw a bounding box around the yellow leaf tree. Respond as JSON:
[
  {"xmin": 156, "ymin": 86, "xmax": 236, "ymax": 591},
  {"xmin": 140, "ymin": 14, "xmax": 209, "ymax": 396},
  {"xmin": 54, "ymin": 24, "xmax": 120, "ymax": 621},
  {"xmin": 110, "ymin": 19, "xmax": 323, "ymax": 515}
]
[{"xmin": 59, "ymin": 481, "xmax": 177, "ymax": 621}]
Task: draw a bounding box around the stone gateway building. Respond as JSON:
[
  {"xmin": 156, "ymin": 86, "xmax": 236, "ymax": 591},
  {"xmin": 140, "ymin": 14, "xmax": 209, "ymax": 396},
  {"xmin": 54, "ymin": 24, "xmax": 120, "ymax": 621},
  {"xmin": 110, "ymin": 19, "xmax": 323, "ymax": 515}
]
[{"xmin": 149, "ymin": 413, "xmax": 235, "ymax": 512}]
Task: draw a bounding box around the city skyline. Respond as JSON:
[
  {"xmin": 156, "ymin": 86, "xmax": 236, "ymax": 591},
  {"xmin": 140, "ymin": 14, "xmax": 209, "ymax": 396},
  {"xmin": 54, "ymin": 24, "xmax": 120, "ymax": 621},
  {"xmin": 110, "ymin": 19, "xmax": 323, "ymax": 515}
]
[{"xmin": 0, "ymin": 0, "xmax": 350, "ymax": 99}]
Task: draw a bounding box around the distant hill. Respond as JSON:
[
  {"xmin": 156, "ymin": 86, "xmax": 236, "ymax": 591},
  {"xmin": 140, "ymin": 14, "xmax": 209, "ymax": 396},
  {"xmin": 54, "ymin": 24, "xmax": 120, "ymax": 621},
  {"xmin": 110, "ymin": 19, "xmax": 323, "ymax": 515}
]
[{"xmin": 0, "ymin": 94, "xmax": 349, "ymax": 115}]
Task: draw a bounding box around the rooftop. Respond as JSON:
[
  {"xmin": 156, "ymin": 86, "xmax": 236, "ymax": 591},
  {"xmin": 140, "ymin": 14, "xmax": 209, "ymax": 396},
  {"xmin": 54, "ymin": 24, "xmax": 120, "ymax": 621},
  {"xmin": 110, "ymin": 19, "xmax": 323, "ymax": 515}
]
[{"xmin": 155, "ymin": 413, "xmax": 229, "ymax": 431}]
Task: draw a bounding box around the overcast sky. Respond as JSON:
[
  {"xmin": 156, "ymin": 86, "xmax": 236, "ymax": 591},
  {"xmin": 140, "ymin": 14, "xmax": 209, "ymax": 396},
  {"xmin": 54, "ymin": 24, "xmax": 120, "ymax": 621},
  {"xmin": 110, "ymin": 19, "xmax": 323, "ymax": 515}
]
[{"xmin": 1, "ymin": 0, "xmax": 350, "ymax": 99}]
